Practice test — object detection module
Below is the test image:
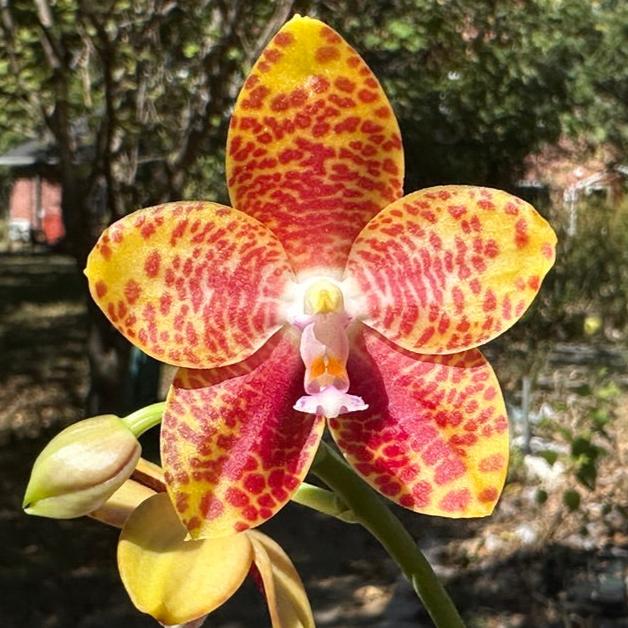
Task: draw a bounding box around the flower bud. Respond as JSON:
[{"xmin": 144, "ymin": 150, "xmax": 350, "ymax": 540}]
[{"xmin": 23, "ymin": 415, "xmax": 141, "ymax": 519}]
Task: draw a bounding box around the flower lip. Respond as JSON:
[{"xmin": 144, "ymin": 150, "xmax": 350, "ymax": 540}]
[{"xmin": 294, "ymin": 387, "xmax": 368, "ymax": 419}]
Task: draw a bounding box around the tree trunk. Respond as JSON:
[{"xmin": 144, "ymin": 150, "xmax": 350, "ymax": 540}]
[
  {"xmin": 85, "ymin": 297, "xmax": 134, "ymax": 416},
  {"xmin": 60, "ymin": 180, "xmax": 143, "ymax": 416}
]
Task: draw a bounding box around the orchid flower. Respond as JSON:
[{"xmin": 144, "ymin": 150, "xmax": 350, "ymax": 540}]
[
  {"xmin": 85, "ymin": 16, "xmax": 556, "ymax": 539},
  {"xmin": 90, "ymin": 460, "xmax": 314, "ymax": 627}
]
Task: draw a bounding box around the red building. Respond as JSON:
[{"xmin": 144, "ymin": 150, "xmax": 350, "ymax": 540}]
[{"xmin": 0, "ymin": 140, "xmax": 64, "ymax": 246}]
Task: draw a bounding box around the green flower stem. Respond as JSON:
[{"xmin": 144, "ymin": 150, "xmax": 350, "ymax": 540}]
[
  {"xmin": 121, "ymin": 402, "xmax": 166, "ymax": 438},
  {"xmin": 311, "ymin": 441, "xmax": 465, "ymax": 628},
  {"xmin": 291, "ymin": 482, "xmax": 358, "ymax": 523}
]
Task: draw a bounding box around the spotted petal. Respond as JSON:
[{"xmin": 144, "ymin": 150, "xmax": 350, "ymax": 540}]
[
  {"xmin": 85, "ymin": 201, "xmax": 294, "ymax": 368},
  {"xmin": 249, "ymin": 530, "xmax": 315, "ymax": 628},
  {"xmin": 227, "ymin": 15, "xmax": 404, "ymax": 278},
  {"xmin": 328, "ymin": 325, "xmax": 509, "ymax": 517},
  {"xmin": 161, "ymin": 328, "xmax": 325, "ymax": 538},
  {"xmin": 346, "ymin": 186, "xmax": 557, "ymax": 354},
  {"xmin": 118, "ymin": 493, "xmax": 253, "ymax": 626}
]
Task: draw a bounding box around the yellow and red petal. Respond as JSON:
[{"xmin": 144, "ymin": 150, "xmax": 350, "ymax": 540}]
[
  {"xmin": 118, "ymin": 493, "xmax": 253, "ymax": 626},
  {"xmin": 248, "ymin": 530, "xmax": 315, "ymax": 628},
  {"xmin": 328, "ymin": 325, "xmax": 509, "ymax": 517},
  {"xmin": 161, "ymin": 328, "xmax": 325, "ymax": 539},
  {"xmin": 85, "ymin": 201, "xmax": 294, "ymax": 369},
  {"xmin": 346, "ymin": 186, "xmax": 557, "ymax": 354},
  {"xmin": 226, "ymin": 15, "xmax": 404, "ymax": 278}
]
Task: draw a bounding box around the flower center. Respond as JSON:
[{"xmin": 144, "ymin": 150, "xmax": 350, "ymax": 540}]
[
  {"xmin": 293, "ymin": 279, "xmax": 367, "ymax": 418},
  {"xmin": 303, "ymin": 279, "xmax": 344, "ymax": 315}
]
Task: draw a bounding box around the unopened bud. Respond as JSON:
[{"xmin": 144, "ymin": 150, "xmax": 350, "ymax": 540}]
[{"xmin": 23, "ymin": 415, "xmax": 141, "ymax": 519}]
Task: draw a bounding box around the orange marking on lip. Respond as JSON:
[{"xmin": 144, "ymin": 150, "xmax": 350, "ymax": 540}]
[{"xmin": 309, "ymin": 356, "xmax": 326, "ymax": 379}]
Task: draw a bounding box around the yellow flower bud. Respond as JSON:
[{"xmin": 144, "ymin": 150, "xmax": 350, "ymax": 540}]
[{"xmin": 23, "ymin": 415, "xmax": 141, "ymax": 519}]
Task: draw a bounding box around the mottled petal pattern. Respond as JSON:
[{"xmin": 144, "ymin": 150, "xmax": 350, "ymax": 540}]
[
  {"xmin": 249, "ymin": 530, "xmax": 315, "ymax": 628},
  {"xmin": 346, "ymin": 186, "xmax": 557, "ymax": 354},
  {"xmin": 161, "ymin": 328, "xmax": 325, "ymax": 538},
  {"xmin": 227, "ymin": 15, "xmax": 404, "ymax": 277},
  {"xmin": 118, "ymin": 493, "xmax": 253, "ymax": 626},
  {"xmin": 328, "ymin": 325, "xmax": 509, "ymax": 517},
  {"xmin": 85, "ymin": 201, "xmax": 294, "ymax": 368}
]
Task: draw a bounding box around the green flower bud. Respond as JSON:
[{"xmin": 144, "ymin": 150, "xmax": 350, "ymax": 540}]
[{"xmin": 23, "ymin": 415, "xmax": 141, "ymax": 519}]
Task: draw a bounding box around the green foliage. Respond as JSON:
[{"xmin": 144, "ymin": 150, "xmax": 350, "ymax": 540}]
[
  {"xmin": 562, "ymin": 0, "xmax": 628, "ymax": 155},
  {"xmin": 1, "ymin": 0, "xmax": 625, "ymax": 205},
  {"xmin": 314, "ymin": 0, "xmax": 627, "ymax": 188},
  {"xmin": 550, "ymin": 370, "xmax": 619, "ymax": 511},
  {"xmin": 563, "ymin": 488, "xmax": 581, "ymax": 512},
  {"xmin": 0, "ymin": 0, "xmax": 290, "ymax": 229},
  {"xmin": 570, "ymin": 436, "xmax": 604, "ymax": 490},
  {"xmin": 537, "ymin": 450, "xmax": 559, "ymax": 467},
  {"xmin": 524, "ymin": 198, "xmax": 628, "ymax": 341},
  {"xmin": 535, "ymin": 488, "xmax": 548, "ymax": 505}
]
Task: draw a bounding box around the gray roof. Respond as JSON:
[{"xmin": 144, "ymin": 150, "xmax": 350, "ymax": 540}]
[{"xmin": 0, "ymin": 140, "xmax": 58, "ymax": 166}]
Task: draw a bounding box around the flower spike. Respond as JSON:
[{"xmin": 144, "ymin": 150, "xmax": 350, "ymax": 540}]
[
  {"xmin": 346, "ymin": 186, "xmax": 557, "ymax": 354},
  {"xmin": 328, "ymin": 325, "xmax": 509, "ymax": 517},
  {"xmin": 227, "ymin": 15, "xmax": 404, "ymax": 277},
  {"xmin": 86, "ymin": 201, "xmax": 294, "ymax": 369},
  {"xmin": 161, "ymin": 328, "xmax": 325, "ymax": 538}
]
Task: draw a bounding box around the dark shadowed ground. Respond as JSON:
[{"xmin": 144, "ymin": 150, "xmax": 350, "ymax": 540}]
[{"xmin": 1, "ymin": 253, "xmax": 626, "ymax": 628}]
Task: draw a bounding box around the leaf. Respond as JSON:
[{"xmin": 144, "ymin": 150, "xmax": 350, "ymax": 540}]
[{"xmin": 563, "ymin": 489, "xmax": 581, "ymax": 511}]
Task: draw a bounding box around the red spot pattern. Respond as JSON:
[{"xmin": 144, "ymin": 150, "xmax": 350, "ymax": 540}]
[
  {"xmin": 346, "ymin": 185, "xmax": 557, "ymax": 354},
  {"xmin": 95, "ymin": 280, "xmax": 107, "ymax": 298},
  {"xmin": 86, "ymin": 201, "xmax": 294, "ymax": 369},
  {"xmin": 478, "ymin": 487, "xmax": 498, "ymax": 503},
  {"xmin": 515, "ymin": 218, "xmax": 529, "ymax": 248},
  {"xmin": 328, "ymin": 326, "xmax": 510, "ymax": 517},
  {"xmin": 439, "ymin": 488, "xmax": 471, "ymax": 513},
  {"xmin": 144, "ymin": 250, "xmax": 161, "ymax": 278},
  {"xmin": 161, "ymin": 328, "xmax": 325, "ymax": 538},
  {"xmin": 478, "ymin": 453, "xmax": 506, "ymax": 472},
  {"xmin": 315, "ymin": 46, "xmax": 340, "ymax": 63},
  {"xmin": 124, "ymin": 279, "xmax": 141, "ymax": 304},
  {"xmin": 226, "ymin": 17, "xmax": 404, "ymax": 277},
  {"xmin": 274, "ymin": 32, "xmax": 294, "ymax": 47}
]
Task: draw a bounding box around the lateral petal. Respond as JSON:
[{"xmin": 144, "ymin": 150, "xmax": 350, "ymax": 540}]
[
  {"xmin": 161, "ymin": 328, "xmax": 325, "ymax": 538},
  {"xmin": 118, "ymin": 493, "xmax": 253, "ymax": 626},
  {"xmin": 329, "ymin": 325, "xmax": 509, "ymax": 517},
  {"xmin": 227, "ymin": 15, "xmax": 404, "ymax": 277},
  {"xmin": 346, "ymin": 186, "xmax": 557, "ymax": 354},
  {"xmin": 249, "ymin": 530, "xmax": 315, "ymax": 628},
  {"xmin": 85, "ymin": 201, "xmax": 294, "ymax": 368}
]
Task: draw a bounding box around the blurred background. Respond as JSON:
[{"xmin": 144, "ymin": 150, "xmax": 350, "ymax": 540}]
[{"xmin": 0, "ymin": 1, "xmax": 626, "ymax": 626}]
